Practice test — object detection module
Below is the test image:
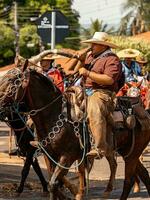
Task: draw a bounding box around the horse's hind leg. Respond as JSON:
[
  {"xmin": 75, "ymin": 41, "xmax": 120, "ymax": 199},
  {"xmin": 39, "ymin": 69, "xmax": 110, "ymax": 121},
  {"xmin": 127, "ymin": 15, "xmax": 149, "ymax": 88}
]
[
  {"xmin": 32, "ymin": 158, "xmax": 49, "ymax": 193},
  {"xmin": 136, "ymin": 160, "xmax": 150, "ymax": 195},
  {"xmin": 103, "ymin": 152, "xmax": 117, "ymax": 198}
]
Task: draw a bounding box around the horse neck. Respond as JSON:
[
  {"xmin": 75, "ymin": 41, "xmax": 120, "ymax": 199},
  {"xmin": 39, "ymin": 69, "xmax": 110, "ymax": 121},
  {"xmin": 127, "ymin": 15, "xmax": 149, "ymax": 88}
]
[{"xmin": 25, "ymin": 74, "xmax": 62, "ymax": 138}]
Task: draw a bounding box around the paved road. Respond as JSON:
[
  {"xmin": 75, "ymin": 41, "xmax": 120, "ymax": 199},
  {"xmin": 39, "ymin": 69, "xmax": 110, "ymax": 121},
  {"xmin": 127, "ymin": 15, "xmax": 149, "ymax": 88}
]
[{"xmin": 0, "ymin": 134, "xmax": 150, "ymax": 199}]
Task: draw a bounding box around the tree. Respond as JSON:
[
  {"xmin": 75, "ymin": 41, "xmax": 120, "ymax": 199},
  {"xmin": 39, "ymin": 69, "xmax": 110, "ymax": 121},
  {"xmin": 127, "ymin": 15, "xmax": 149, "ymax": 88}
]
[
  {"xmin": 0, "ymin": 21, "xmax": 15, "ymax": 66},
  {"xmin": 15, "ymin": 0, "xmax": 81, "ymax": 49},
  {"xmin": 19, "ymin": 24, "xmax": 40, "ymax": 58},
  {"xmin": 81, "ymin": 19, "xmax": 114, "ymax": 39},
  {"xmin": 118, "ymin": 0, "xmax": 150, "ymax": 36},
  {"xmin": 0, "ymin": 0, "xmax": 80, "ymax": 66}
]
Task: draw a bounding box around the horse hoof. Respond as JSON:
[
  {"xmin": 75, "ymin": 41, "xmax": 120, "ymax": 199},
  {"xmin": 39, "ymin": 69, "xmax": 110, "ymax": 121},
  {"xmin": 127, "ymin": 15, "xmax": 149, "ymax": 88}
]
[
  {"xmin": 75, "ymin": 194, "xmax": 84, "ymax": 200},
  {"xmin": 102, "ymin": 191, "xmax": 111, "ymax": 199}
]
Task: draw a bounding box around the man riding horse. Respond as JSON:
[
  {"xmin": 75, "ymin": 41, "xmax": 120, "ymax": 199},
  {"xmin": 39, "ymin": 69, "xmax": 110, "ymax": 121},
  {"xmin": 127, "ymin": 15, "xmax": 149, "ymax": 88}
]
[{"xmin": 78, "ymin": 32, "xmax": 122, "ymax": 158}]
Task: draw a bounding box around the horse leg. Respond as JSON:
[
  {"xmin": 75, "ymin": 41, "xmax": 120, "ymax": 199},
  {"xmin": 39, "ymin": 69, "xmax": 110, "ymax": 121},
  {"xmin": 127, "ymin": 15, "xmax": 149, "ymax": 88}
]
[
  {"xmin": 103, "ymin": 152, "xmax": 117, "ymax": 198},
  {"xmin": 133, "ymin": 175, "xmax": 140, "ymax": 193},
  {"xmin": 49, "ymin": 156, "xmax": 73, "ymax": 200},
  {"xmin": 16, "ymin": 156, "xmax": 32, "ymax": 194},
  {"xmin": 135, "ymin": 160, "xmax": 150, "ymax": 195},
  {"xmin": 120, "ymin": 159, "xmax": 137, "ymax": 200},
  {"xmin": 44, "ymin": 155, "xmax": 54, "ymax": 179},
  {"xmin": 32, "ymin": 158, "xmax": 49, "ymax": 193},
  {"xmin": 75, "ymin": 161, "xmax": 86, "ymax": 200},
  {"xmin": 44, "ymin": 155, "xmax": 78, "ymax": 196}
]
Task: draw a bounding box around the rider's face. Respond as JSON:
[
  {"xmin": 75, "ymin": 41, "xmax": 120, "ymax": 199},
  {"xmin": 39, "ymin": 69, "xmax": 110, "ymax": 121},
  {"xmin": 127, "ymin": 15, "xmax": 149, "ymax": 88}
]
[
  {"xmin": 40, "ymin": 60, "xmax": 51, "ymax": 71},
  {"xmin": 124, "ymin": 58, "xmax": 133, "ymax": 66},
  {"xmin": 91, "ymin": 43, "xmax": 108, "ymax": 56}
]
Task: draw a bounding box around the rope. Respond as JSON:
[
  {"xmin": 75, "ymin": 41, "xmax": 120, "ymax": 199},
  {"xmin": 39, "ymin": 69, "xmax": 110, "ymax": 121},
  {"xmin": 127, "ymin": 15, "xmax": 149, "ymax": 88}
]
[{"xmin": 38, "ymin": 119, "xmax": 87, "ymax": 170}]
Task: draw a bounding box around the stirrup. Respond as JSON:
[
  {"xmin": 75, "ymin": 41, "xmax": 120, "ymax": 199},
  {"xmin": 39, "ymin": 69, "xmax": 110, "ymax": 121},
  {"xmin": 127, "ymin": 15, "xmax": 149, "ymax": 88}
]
[{"xmin": 86, "ymin": 147, "xmax": 104, "ymax": 159}]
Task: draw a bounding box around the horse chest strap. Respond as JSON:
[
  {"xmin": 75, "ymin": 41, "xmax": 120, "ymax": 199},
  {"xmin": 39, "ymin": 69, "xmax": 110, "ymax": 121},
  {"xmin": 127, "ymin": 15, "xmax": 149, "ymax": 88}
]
[{"xmin": 62, "ymin": 96, "xmax": 68, "ymax": 121}]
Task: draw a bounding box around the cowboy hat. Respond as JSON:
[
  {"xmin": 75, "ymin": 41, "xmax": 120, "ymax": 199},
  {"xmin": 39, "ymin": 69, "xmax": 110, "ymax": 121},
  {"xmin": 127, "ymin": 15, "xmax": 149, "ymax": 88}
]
[
  {"xmin": 42, "ymin": 54, "xmax": 66, "ymax": 60},
  {"xmin": 117, "ymin": 49, "xmax": 141, "ymax": 58},
  {"xmin": 136, "ymin": 55, "xmax": 148, "ymax": 64},
  {"xmin": 81, "ymin": 32, "xmax": 118, "ymax": 48}
]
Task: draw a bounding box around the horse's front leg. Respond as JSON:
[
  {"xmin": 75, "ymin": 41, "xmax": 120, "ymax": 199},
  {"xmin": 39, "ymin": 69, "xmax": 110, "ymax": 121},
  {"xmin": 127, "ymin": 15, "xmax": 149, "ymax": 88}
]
[
  {"xmin": 103, "ymin": 152, "xmax": 117, "ymax": 198},
  {"xmin": 44, "ymin": 154, "xmax": 78, "ymax": 196},
  {"xmin": 75, "ymin": 161, "xmax": 86, "ymax": 200},
  {"xmin": 32, "ymin": 157, "xmax": 49, "ymax": 194},
  {"xmin": 49, "ymin": 156, "xmax": 72, "ymax": 200},
  {"xmin": 16, "ymin": 156, "xmax": 32, "ymax": 194},
  {"xmin": 120, "ymin": 159, "xmax": 137, "ymax": 200},
  {"xmin": 135, "ymin": 160, "xmax": 150, "ymax": 195}
]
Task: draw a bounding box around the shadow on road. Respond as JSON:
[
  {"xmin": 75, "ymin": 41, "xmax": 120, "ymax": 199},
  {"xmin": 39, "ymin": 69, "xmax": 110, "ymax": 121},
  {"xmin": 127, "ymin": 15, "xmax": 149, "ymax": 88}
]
[{"xmin": 0, "ymin": 163, "xmax": 149, "ymax": 200}]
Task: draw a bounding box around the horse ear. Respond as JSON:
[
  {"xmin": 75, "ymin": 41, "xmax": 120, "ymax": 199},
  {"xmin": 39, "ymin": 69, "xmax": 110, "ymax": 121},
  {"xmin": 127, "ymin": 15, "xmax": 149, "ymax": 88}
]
[
  {"xmin": 126, "ymin": 82, "xmax": 132, "ymax": 88},
  {"xmin": 137, "ymin": 80, "xmax": 143, "ymax": 88},
  {"xmin": 22, "ymin": 59, "xmax": 29, "ymax": 72}
]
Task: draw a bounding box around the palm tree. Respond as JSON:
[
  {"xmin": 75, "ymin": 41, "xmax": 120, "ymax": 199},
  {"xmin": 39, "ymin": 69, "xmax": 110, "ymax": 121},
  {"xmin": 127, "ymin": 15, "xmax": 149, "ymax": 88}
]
[
  {"xmin": 118, "ymin": 0, "xmax": 150, "ymax": 36},
  {"xmin": 81, "ymin": 19, "xmax": 114, "ymax": 39}
]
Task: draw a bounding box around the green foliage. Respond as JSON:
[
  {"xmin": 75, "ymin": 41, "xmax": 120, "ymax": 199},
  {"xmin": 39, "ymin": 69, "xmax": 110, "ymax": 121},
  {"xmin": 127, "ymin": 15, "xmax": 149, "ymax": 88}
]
[
  {"xmin": 0, "ymin": 0, "xmax": 80, "ymax": 67},
  {"xmin": 110, "ymin": 35, "xmax": 150, "ymax": 71},
  {"xmin": 81, "ymin": 19, "xmax": 114, "ymax": 39},
  {"xmin": 19, "ymin": 24, "xmax": 40, "ymax": 58},
  {"xmin": 119, "ymin": 0, "xmax": 150, "ymax": 35},
  {"xmin": 0, "ymin": 21, "xmax": 15, "ymax": 66}
]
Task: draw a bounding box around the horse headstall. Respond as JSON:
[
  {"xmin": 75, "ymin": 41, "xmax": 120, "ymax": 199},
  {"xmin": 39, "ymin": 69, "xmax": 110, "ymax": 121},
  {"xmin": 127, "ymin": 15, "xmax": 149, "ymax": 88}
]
[{"xmin": 0, "ymin": 68, "xmax": 30, "ymax": 107}]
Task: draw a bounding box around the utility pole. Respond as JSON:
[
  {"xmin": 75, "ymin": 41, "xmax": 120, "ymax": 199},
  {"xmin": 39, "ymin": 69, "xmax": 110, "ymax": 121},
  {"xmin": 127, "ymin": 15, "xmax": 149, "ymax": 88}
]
[
  {"xmin": 51, "ymin": 10, "xmax": 56, "ymax": 50},
  {"xmin": 14, "ymin": 1, "xmax": 19, "ymax": 56}
]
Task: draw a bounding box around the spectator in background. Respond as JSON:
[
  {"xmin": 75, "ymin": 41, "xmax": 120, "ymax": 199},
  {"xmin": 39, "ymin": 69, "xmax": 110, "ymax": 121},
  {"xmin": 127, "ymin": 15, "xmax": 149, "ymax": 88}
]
[
  {"xmin": 40, "ymin": 55, "xmax": 65, "ymax": 92},
  {"xmin": 117, "ymin": 49, "xmax": 142, "ymax": 82},
  {"xmin": 136, "ymin": 54, "xmax": 149, "ymax": 76}
]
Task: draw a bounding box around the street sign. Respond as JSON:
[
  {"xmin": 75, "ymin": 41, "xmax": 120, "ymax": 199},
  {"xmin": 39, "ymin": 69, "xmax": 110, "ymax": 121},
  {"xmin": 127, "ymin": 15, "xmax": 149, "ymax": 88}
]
[{"xmin": 35, "ymin": 10, "xmax": 69, "ymax": 44}]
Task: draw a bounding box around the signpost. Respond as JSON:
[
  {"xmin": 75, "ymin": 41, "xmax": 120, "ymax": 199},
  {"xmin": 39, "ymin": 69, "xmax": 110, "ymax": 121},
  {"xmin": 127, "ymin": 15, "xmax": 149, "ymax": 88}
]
[{"xmin": 35, "ymin": 10, "xmax": 69, "ymax": 49}]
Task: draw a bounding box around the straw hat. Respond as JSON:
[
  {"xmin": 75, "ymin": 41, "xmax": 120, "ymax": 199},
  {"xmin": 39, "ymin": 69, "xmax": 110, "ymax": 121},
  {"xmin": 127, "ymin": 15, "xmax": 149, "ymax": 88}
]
[
  {"xmin": 136, "ymin": 55, "xmax": 148, "ymax": 64},
  {"xmin": 117, "ymin": 48, "xmax": 141, "ymax": 58},
  {"xmin": 81, "ymin": 32, "xmax": 118, "ymax": 48},
  {"xmin": 42, "ymin": 54, "xmax": 66, "ymax": 60}
]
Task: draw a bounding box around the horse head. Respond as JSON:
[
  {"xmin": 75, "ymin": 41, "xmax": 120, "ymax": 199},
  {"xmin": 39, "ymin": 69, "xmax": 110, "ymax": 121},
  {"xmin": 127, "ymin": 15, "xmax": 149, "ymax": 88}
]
[{"xmin": 126, "ymin": 81, "xmax": 143, "ymax": 97}]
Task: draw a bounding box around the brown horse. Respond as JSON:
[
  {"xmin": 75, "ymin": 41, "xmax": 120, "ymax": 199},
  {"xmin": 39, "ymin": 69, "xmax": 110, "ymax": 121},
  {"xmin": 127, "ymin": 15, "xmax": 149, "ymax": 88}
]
[
  {"xmin": 0, "ymin": 66, "xmax": 117, "ymax": 199},
  {"xmin": 0, "ymin": 67, "xmax": 150, "ymax": 199}
]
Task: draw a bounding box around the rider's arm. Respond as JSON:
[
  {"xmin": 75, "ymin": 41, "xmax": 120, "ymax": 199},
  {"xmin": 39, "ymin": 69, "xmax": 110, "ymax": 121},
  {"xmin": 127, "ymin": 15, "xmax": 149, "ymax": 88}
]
[{"xmin": 79, "ymin": 67, "xmax": 114, "ymax": 85}]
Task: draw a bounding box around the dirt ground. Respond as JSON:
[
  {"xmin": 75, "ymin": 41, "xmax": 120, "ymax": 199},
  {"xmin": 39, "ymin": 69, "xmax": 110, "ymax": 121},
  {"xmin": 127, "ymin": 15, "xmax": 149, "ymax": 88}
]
[
  {"xmin": 0, "ymin": 132, "xmax": 150, "ymax": 200},
  {"xmin": 0, "ymin": 150, "xmax": 150, "ymax": 200}
]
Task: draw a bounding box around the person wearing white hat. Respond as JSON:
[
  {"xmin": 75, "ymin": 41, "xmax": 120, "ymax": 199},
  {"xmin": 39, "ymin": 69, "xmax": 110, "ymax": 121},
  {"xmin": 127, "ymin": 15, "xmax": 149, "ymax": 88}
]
[
  {"xmin": 78, "ymin": 32, "xmax": 122, "ymax": 157},
  {"xmin": 117, "ymin": 48, "xmax": 142, "ymax": 83}
]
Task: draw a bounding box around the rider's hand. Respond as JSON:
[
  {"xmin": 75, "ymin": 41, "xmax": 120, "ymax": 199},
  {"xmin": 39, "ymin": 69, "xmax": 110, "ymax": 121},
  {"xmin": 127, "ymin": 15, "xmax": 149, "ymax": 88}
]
[{"xmin": 79, "ymin": 68, "xmax": 90, "ymax": 77}]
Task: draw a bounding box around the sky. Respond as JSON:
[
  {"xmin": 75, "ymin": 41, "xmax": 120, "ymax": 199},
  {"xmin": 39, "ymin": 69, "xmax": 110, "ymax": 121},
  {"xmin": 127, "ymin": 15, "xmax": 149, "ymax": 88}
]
[{"xmin": 72, "ymin": 0, "xmax": 127, "ymax": 27}]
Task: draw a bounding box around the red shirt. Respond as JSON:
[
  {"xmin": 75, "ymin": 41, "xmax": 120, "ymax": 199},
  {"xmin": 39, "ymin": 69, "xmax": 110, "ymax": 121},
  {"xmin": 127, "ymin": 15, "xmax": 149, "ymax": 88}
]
[
  {"xmin": 85, "ymin": 52, "xmax": 122, "ymax": 92},
  {"xmin": 47, "ymin": 68, "xmax": 64, "ymax": 92}
]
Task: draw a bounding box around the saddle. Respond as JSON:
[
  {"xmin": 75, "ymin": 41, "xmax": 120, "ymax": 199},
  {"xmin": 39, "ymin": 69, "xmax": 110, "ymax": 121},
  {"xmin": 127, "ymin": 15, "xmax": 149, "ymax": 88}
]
[
  {"xmin": 65, "ymin": 86, "xmax": 86, "ymax": 122},
  {"xmin": 113, "ymin": 96, "xmax": 150, "ymax": 131}
]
